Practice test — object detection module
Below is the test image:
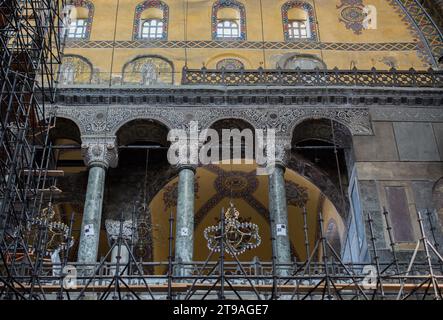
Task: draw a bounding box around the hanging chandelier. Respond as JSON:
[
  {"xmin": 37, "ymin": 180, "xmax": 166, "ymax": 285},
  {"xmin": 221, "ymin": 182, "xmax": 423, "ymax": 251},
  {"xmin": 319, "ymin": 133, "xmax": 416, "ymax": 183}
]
[
  {"xmin": 204, "ymin": 202, "xmax": 261, "ymax": 256},
  {"xmin": 25, "ymin": 202, "xmax": 73, "ymax": 256}
]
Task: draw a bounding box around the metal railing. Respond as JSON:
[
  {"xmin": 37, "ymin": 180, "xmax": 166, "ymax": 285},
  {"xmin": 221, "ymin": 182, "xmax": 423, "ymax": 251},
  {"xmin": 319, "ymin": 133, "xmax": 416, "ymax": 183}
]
[
  {"xmin": 181, "ymin": 67, "xmax": 443, "ymax": 88},
  {"xmin": 55, "ymin": 68, "xmax": 443, "ymax": 88}
]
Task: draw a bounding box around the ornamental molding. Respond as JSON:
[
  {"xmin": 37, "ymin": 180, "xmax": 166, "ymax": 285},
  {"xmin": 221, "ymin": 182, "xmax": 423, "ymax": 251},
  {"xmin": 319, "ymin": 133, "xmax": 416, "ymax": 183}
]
[
  {"xmin": 55, "ymin": 86, "xmax": 443, "ymax": 109},
  {"xmin": 49, "ymin": 104, "xmax": 373, "ymax": 141}
]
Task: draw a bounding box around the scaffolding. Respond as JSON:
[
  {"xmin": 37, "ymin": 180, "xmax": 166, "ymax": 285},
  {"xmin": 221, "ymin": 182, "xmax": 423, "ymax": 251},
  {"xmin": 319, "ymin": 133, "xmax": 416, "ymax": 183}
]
[
  {"xmin": 0, "ymin": 201, "xmax": 442, "ymax": 300},
  {"xmin": 0, "ymin": 0, "xmax": 65, "ymax": 299}
]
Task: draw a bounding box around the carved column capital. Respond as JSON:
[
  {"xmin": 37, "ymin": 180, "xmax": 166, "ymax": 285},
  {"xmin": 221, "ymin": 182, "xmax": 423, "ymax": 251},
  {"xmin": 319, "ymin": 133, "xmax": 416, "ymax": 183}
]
[
  {"xmin": 81, "ymin": 137, "xmax": 118, "ymax": 169},
  {"xmin": 105, "ymin": 219, "xmax": 136, "ymax": 243},
  {"xmin": 267, "ymin": 137, "xmax": 292, "ymax": 169},
  {"xmin": 171, "ymin": 137, "xmax": 200, "ymax": 172}
]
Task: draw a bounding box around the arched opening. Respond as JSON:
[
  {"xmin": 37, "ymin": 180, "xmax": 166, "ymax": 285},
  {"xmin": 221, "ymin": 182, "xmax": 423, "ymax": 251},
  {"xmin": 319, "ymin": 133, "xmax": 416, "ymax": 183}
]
[
  {"xmin": 291, "ymin": 118, "xmax": 362, "ymax": 261},
  {"xmin": 46, "ymin": 118, "xmax": 107, "ymax": 261},
  {"xmin": 104, "ymin": 119, "xmax": 171, "ymax": 263},
  {"xmin": 208, "ymin": 118, "xmax": 256, "ymax": 161},
  {"xmin": 147, "ymin": 161, "xmax": 344, "ymax": 275}
]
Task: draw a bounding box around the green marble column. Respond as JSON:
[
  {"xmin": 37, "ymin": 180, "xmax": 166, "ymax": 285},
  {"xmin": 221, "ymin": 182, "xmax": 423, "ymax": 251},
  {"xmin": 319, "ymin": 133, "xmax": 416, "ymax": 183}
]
[
  {"xmin": 174, "ymin": 165, "xmax": 196, "ymax": 278},
  {"xmin": 77, "ymin": 142, "xmax": 118, "ymax": 269},
  {"xmin": 77, "ymin": 165, "xmax": 106, "ymax": 264},
  {"xmin": 269, "ymin": 163, "xmax": 292, "ymax": 276}
]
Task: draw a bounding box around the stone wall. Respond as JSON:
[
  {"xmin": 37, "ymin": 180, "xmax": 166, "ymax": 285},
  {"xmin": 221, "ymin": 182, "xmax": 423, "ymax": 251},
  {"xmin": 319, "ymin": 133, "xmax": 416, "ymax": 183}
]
[{"xmin": 349, "ymin": 119, "xmax": 443, "ymax": 262}]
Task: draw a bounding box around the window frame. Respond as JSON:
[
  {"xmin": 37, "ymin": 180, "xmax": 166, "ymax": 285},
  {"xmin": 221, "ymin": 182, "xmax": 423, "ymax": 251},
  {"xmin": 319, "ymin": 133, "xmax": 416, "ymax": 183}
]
[
  {"xmin": 282, "ymin": 1, "xmax": 317, "ymax": 42},
  {"xmin": 287, "ymin": 19, "xmax": 309, "ymax": 39},
  {"xmin": 140, "ymin": 19, "xmax": 165, "ymax": 40},
  {"xmin": 212, "ymin": 0, "xmax": 246, "ymax": 41},
  {"xmin": 64, "ymin": 1, "xmax": 94, "ymax": 41},
  {"xmin": 133, "ymin": 1, "xmax": 169, "ymax": 41},
  {"xmin": 216, "ymin": 19, "xmax": 241, "ymax": 39},
  {"xmin": 67, "ymin": 18, "xmax": 87, "ymax": 39}
]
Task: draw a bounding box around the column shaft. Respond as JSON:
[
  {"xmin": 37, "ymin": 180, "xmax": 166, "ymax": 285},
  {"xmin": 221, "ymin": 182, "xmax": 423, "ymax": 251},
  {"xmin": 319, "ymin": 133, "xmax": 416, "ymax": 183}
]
[
  {"xmin": 269, "ymin": 165, "xmax": 292, "ymax": 275},
  {"xmin": 174, "ymin": 167, "xmax": 195, "ymax": 276},
  {"xmin": 77, "ymin": 165, "xmax": 107, "ymax": 264}
]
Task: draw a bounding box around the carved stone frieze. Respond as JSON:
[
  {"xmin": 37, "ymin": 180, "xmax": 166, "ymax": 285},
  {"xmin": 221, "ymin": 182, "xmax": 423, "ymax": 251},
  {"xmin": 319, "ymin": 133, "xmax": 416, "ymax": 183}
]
[{"xmin": 49, "ymin": 104, "xmax": 373, "ymax": 143}]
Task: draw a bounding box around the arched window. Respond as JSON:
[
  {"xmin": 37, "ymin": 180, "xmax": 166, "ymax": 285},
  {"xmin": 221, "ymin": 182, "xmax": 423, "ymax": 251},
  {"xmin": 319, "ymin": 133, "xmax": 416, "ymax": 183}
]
[
  {"xmin": 212, "ymin": 0, "xmax": 246, "ymax": 40},
  {"xmin": 122, "ymin": 56, "xmax": 173, "ymax": 85},
  {"xmin": 216, "ymin": 58, "xmax": 244, "ymax": 70},
  {"xmin": 217, "ymin": 20, "xmax": 239, "ymax": 38},
  {"xmin": 59, "ymin": 55, "xmax": 93, "ymax": 85},
  {"xmin": 282, "ymin": 1, "xmax": 317, "ymax": 41},
  {"xmin": 134, "ymin": 1, "xmax": 168, "ymax": 40},
  {"xmin": 281, "ymin": 54, "xmax": 326, "ymax": 69},
  {"xmin": 65, "ymin": 0, "xmax": 94, "ymax": 40},
  {"xmin": 141, "ymin": 19, "xmax": 164, "ymax": 39}
]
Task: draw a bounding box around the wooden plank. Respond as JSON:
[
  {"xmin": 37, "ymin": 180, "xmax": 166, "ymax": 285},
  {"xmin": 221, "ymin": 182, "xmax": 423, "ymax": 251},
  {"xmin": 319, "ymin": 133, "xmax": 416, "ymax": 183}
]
[{"xmin": 23, "ymin": 169, "xmax": 64, "ymax": 177}]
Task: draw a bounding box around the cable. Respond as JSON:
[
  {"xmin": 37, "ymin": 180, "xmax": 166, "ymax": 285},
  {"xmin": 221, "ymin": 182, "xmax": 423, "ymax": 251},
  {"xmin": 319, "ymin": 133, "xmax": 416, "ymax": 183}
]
[
  {"xmin": 259, "ymin": 0, "xmax": 266, "ymax": 68},
  {"xmin": 183, "ymin": 0, "xmax": 189, "ymax": 67}
]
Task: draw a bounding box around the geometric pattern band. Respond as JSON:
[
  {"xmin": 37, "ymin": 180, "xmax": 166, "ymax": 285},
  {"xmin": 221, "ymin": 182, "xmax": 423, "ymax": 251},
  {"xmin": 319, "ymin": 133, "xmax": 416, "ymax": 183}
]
[{"xmin": 65, "ymin": 40, "xmax": 418, "ymax": 51}]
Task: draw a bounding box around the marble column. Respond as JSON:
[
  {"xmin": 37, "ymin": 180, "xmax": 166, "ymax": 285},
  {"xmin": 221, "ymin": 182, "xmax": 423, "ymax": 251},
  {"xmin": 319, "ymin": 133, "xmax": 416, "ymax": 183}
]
[
  {"xmin": 105, "ymin": 219, "xmax": 135, "ymax": 276},
  {"xmin": 77, "ymin": 141, "xmax": 118, "ymax": 266},
  {"xmin": 174, "ymin": 164, "xmax": 196, "ymax": 277},
  {"xmin": 268, "ymin": 142, "xmax": 292, "ymax": 276}
]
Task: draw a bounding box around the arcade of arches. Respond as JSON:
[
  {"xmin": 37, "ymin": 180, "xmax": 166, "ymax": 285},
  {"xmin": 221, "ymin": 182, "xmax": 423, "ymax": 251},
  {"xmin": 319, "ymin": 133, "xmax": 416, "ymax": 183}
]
[{"xmin": 50, "ymin": 117, "xmax": 350, "ymax": 273}]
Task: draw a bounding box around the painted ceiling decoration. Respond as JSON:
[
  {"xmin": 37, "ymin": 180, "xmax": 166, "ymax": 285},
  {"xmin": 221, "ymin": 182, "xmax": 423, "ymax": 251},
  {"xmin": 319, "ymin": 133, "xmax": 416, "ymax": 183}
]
[
  {"xmin": 161, "ymin": 164, "xmax": 312, "ymax": 228},
  {"xmin": 286, "ymin": 181, "xmax": 309, "ymax": 208},
  {"xmin": 194, "ymin": 165, "xmax": 267, "ymax": 226}
]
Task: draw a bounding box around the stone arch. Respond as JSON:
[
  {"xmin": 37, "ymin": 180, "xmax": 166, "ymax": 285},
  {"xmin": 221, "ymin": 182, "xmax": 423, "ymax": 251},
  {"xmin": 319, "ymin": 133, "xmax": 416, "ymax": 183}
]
[
  {"xmin": 204, "ymin": 116, "xmax": 259, "ymax": 133},
  {"xmin": 287, "ymin": 114, "xmax": 357, "ymax": 141},
  {"xmin": 112, "ymin": 115, "xmax": 174, "ymax": 138},
  {"xmin": 116, "ymin": 118, "xmax": 170, "ymax": 147},
  {"xmin": 291, "ymin": 118, "xmax": 352, "ymax": 148},
  {"xmin": 49, "ymin": 117, "xmax": 82, "ymax": 144}
]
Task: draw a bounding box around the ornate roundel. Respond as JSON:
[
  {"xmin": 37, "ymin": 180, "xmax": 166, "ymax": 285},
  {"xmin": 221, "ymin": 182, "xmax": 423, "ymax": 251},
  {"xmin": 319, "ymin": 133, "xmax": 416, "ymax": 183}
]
[
  {"xmin": 341, "ymin": 6, "xmax": 365, "ymax": 23},
  {"xmin": 222, "ymin": 175, "xmax": 249, "ymax": 193},
  {"xmin": 214, "ymin": 170, "xmax": 258, "ymax": 198}
]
